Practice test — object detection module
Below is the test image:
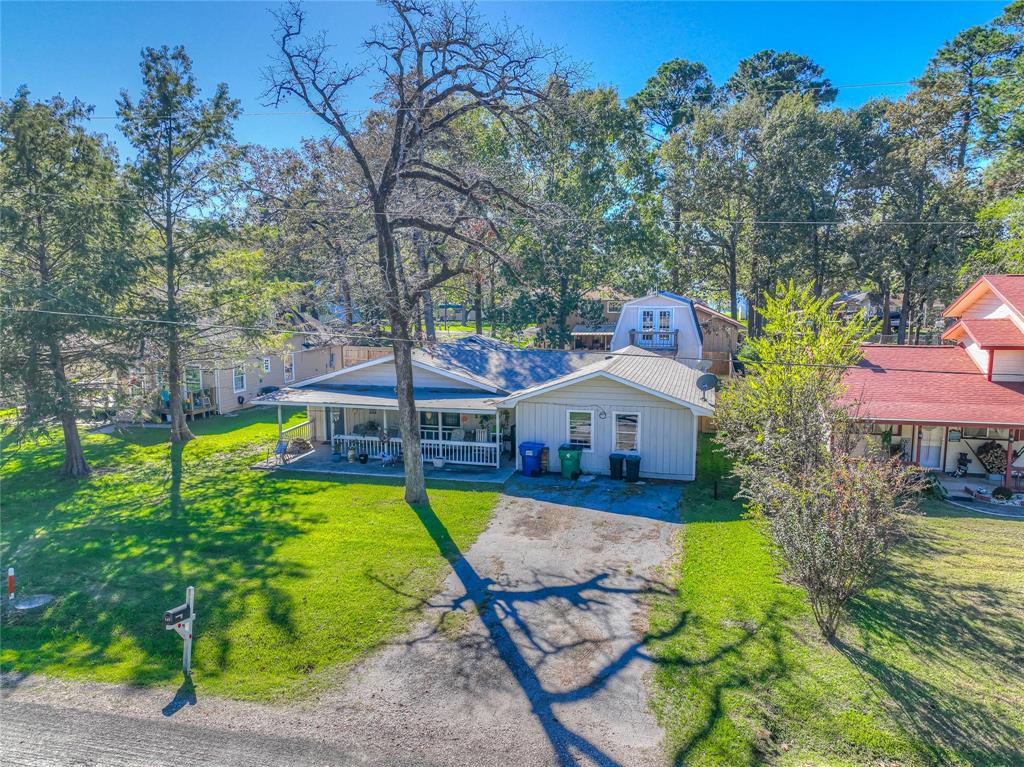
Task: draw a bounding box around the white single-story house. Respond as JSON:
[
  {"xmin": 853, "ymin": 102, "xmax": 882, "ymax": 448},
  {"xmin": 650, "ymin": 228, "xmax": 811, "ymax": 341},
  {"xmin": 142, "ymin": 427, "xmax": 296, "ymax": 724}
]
[{"xmin": 252, "ymin": 335, "xmax": 714, "ymax": 481}]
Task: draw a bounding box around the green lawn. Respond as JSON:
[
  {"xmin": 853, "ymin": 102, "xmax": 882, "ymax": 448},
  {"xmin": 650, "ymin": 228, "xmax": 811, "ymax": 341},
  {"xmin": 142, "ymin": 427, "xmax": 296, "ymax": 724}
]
[
  {"xmin": 648, "ymin": 438, "xmax": 1024, "ymax": 767},
  {"xmin": 0, "ymin": 409, "xmax": 498, "ymax": 700}
]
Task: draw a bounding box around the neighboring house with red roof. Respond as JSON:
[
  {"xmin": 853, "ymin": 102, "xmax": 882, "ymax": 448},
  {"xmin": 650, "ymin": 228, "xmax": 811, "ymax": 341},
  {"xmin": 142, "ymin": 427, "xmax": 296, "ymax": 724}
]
[{"xmin": 843, "ymin": 275, "xmax": 1024, "ymax": 487}]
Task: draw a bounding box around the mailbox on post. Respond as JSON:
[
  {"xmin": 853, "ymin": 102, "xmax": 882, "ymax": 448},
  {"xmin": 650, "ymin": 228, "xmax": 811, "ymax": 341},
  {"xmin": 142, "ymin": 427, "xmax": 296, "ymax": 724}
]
[
  {"xmin": 163, "ymin": 603, "xmax": 191, "ymax": 626},
  {"xmin": 164, "ymin": 585, "xmax": 195, "ymax": 676}
]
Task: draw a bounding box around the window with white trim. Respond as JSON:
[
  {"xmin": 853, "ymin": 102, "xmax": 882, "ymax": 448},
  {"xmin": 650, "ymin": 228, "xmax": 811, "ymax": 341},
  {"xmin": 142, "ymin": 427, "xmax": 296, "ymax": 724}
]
[
  {"xmin": 284, "ymin": 353, "xmax": 295, "ymax": 383},
  {"xmin": 185, "ymin": 366, "xmax": 202, "ymax": 393},
  {"xmin": 233, "ymin": 365, "xmax": 246, "ymax": 393},
  {"xmin": 567, "ymin": 410, "xmax": 594, "ymax": 451},
  {"xmin": 328, "ymin": 350, "xmax": 336, "ymax": 369},
  {"xmin": 262, "ymin": 356, "xmax": 272, "ymax": 374},
  {"xmin": 614, "ymin": 412, "xmax": 640, "ymax": 451}
]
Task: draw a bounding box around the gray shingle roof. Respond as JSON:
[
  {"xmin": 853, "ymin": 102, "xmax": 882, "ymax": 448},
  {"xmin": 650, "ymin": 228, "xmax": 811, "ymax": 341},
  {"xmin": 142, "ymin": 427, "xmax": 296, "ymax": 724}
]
[{"xmin": 412, "ymin": 336, "xmax": 604, "ymax": 393}]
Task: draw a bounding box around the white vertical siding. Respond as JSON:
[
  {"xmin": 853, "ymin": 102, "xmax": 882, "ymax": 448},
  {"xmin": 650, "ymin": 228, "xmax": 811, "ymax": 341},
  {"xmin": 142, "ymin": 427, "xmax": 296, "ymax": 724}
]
[
  {"xmin": 609, "ymin": 294, "xmax": 703, "ymax": 363},
  {"xmin": 961, "ymin": 292, "xmax": 1012, "ymax": 321},
  {"xmin": 991, "ymin": 349, "xmax": 1024, "ymax": 381},
  {"xmin": 515, "ymin": 377, "xmax": 698, "ymax": 480}
]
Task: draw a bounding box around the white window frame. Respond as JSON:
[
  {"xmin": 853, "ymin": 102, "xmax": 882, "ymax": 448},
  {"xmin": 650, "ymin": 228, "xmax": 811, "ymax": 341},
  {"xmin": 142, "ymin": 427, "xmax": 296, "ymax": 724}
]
[
  {"xmin": 232, "ymin": 364, "xmax": 246, "ymax": 393},
  {"xmin": 328, "ymin": 350, "xmax": 336, "ymax": 369},
  {"xmin": 284, "ymin": 352, "xmax": 296, "ymax": 383},
  {"xmin": 262, "ymin": 356, "xmax": 272, "ymax": 374},
  {"xmin": 185, "ymin": 365, "xmax": 203, "ymax": 393},
  {"xmin": 566, "ymin": 409, "xmax": 595, "ymax": 453},
  {"xmin": 612, "ymin": 411, "xmax": 641, "ymax": 452}
]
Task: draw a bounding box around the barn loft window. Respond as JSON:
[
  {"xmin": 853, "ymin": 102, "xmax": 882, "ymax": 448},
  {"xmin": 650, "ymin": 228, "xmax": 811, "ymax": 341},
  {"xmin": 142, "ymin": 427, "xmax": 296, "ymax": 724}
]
[
  {"xmin": 567, "ymin": 410, "xmax": 594, "ymax": 451},
  {"xmin": 614, "ymin": 412, "xmax": 640, "ymax": 451}
]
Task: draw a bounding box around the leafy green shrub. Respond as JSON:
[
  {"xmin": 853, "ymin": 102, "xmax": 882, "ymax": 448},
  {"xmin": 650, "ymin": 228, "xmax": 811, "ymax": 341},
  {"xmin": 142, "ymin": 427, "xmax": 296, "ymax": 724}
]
[{"xmin": 992, "ymin": 486, "xmax": 1014, "ymax": 500}]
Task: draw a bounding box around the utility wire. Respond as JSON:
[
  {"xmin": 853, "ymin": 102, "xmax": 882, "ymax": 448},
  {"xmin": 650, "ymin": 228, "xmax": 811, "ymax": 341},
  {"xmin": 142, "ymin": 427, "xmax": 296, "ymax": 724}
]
[
  {"xmin": 1, "ymin": 305, "xmax": 984, "ymax": 376},
  {"xmin": 78, "ymin": 72, "xmax": 1024, "ymax": 122},
  {"xmin": 9, "ymin": 192, "xmax": 1005, "ymax": 227}
]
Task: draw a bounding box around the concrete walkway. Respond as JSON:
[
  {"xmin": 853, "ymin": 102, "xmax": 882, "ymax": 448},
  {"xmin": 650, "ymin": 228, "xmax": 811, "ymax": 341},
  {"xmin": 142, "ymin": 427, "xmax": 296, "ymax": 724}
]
[{"xmin": 2, "ymin": 476, "xmax": 683, "ymax": 767}]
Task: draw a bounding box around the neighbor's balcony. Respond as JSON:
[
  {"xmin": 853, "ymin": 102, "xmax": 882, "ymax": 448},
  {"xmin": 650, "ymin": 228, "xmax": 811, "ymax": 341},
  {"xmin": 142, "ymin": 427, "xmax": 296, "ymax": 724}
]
[{"xmin": 629, "ymin": 328, "xmax": 678, "ymax": 350}]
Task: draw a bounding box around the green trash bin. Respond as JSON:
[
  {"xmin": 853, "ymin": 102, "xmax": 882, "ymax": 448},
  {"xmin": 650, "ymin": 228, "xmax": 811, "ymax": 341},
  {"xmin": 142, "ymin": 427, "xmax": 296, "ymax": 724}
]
[
  {"xmin": 558, "ymin": 443, "xmax": 583, "ymax": 480},
  {"xmin": 623, "ymin": 452, "xmax": 642, "ymax": 483}
]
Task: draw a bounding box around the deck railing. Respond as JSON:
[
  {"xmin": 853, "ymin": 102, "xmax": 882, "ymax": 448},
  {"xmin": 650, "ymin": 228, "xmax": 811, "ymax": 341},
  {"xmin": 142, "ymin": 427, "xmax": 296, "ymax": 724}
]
[
  {"xmin": 282, "ymin": 419, "xmax": 312, "ymax": 444},
  {"xmin": 629, "ymin": 328, "xmax": 678, "ymax": 350},
  {"xmin": 331, "ymin": 433, "xmax": 499, "ymax": 467}
]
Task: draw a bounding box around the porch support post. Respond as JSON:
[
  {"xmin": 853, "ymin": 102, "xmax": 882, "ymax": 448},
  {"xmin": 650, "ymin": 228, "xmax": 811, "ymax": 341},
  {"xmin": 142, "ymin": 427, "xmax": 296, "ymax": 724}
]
[
  {"xmin": 1006, "ymin": 430, "xmax": 1015, "ymax": 488},
  {"xmin": 327, "ymin": 407, "xmax": 334, "ymax": 444},
  {"xmin": 277, "ymin": 405, "xmax": 283, "ymax": 440},
  {"xmin": 493, "ymin": 409, "xmax": 500, "ymax": 467},
  {"xmin": 383, "ymin": 409, "xmax": 388, "ymax": 435}
]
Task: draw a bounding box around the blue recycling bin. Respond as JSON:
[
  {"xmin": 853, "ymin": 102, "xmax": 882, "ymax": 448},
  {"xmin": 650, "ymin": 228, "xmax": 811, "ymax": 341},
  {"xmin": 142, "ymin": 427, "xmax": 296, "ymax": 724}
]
[{"xmin": 519, "ymin": 441, "xmax": 545, "ymax": 477}]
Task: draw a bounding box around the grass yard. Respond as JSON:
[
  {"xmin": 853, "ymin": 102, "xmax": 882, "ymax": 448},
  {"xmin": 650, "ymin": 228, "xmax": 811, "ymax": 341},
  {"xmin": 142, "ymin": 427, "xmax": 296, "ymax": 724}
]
[
  {"xmin": 648, "ymin": 438, "xmax": 1024, "ymax": 767},
  {"xmin": 0, "ymin": 409, "xmax": 498, "ymax": 701}
]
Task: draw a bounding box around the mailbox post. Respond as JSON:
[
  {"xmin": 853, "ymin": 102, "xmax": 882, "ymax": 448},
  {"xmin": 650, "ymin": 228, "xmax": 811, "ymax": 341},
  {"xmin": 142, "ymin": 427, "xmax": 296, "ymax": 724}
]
[{"xmin": 163, "ymin": 585, "xmax": 195, "ymax": 676}]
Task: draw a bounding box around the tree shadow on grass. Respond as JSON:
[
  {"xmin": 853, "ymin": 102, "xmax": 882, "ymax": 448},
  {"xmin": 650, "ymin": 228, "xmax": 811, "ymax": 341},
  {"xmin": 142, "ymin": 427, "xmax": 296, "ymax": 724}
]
[
  {"xmin": 400, "ymin": 499, "xmax": 771, "ymax": 767},
  {"xmin": 841, "ymin": 526, "xmax": 1024, "ymax": 766},
  {"xmin": 1, "ymin": 431, "xmax": 321, "ymax": 692}
]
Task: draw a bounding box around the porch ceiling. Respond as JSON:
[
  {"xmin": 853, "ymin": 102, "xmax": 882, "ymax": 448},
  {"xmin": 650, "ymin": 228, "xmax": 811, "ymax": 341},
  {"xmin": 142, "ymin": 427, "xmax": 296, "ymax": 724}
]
[{"xmin": 252, "ymin": 384, "xmax": 502, "ymax": 412}]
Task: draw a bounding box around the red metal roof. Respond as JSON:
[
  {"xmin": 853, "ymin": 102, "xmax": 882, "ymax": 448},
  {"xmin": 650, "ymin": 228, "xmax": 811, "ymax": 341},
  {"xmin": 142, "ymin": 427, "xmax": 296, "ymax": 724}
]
[
  {"xmin": 842, "ymin": 345, "xmax": 1024, "ymax": 427},
  {"xmin": 942, "ymin": 318, "xmax": 1024, "ymax": 348}
]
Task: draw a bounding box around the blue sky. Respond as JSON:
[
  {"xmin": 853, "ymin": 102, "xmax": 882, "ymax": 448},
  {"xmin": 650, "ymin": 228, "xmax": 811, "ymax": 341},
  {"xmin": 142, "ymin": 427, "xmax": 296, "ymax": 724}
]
[{"xmin": 2, "ymin": 1, "xmax": 1005, "ymax": 156}]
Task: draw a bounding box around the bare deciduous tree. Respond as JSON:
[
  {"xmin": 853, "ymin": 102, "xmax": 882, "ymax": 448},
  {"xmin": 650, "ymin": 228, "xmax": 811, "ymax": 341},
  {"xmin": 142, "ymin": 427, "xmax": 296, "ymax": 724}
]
[{"xmin": 265, "ymin": 0, "xmax": 571, "ymax": 502}]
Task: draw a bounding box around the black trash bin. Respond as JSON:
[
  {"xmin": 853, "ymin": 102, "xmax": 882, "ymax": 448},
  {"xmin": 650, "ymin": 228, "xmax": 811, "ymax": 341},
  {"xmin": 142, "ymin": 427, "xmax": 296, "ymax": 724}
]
[
  {"xmin": 609, "ymin": 452, "xmax": 626, "ymax": 480},
  {"xmin": 623, "ymin": 453, "xmax": 641, "ymax": 483}
]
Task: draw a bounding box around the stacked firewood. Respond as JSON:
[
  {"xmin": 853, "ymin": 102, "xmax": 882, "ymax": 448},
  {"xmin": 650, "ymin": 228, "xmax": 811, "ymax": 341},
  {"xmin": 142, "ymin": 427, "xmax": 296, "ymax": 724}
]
[{"xmin": 975, "ymin": 440, "xmax": 1008, "ymax": 475}]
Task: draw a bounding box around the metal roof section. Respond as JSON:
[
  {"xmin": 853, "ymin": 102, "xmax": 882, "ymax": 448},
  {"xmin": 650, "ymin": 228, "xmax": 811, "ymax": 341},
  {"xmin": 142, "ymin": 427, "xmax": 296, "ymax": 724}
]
[
  {"xmin": 497, "ymin": 345, "xmax": 715, "ymax": 414},
  {"xmin": 252, "ymin": 385, "xmax": 502, "ymax": 412}
]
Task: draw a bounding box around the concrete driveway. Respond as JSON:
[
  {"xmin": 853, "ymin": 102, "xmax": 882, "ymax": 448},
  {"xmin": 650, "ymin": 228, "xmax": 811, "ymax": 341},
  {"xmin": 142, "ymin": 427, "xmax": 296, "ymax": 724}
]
[
  {"xmin": 318, "ymin": 474, "xmax": 684, "ymax": 767},
  {"xmin": 2, "ymin": 475, "xmax": 683, "ymax": 767}
]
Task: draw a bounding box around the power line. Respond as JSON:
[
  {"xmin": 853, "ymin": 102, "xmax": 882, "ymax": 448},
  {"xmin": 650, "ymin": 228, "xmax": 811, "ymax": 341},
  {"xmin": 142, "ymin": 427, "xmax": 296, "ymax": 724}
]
[
  {"xmin": 76, "ymin": 72, "xmax": 1024, "ymax": 122},
  {"xmin": 10, "ymin": 192, "xmax": 1004, "ymax": 227},
  {"xmin": 1, "ymin": 305, "xmax": 990, "ymax": 376}
]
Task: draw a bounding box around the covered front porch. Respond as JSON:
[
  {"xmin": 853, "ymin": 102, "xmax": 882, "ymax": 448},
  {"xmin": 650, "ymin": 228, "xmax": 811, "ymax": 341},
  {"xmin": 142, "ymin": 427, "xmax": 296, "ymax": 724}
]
[{"xmin": 256, "ymin": 384, "xmax": 513, "ymax": 471}]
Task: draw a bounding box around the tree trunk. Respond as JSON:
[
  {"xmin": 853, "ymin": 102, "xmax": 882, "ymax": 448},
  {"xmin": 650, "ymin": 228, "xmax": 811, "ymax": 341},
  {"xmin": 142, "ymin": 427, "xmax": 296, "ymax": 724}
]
[
  {"xmin": 48, "ymin": 340, "xmax": 90, "ymax": 478},
  {"xmin": 392, "ymin": 329, "xmax": 426, "ymax": 504},
  {"xmin": 164, "ymin": 118, "xmax": 193, "ymax": 444},
  {"xmin": 474, "ymin": 276, "xmax": 483, "ymax": 335},
  {"xmin": 879, "ymin": 282, "xmax": 891, "ymax": 337},
  {"xmin": 415, "ymin": 232, "xmax": 436, "ymax": 342},
  {"xmin": 727, "ymin": 230, "xmax": 739, "ymax": 321},
  {"xmin": 897, "ymin": 277, "xmax": 913, "ymax": 346}
]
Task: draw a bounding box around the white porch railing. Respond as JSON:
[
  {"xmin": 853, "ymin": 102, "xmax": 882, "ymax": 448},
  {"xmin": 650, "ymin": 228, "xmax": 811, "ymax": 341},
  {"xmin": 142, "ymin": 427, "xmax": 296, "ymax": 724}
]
[
  {"xmin": 333, "ymin": 434, "xmax": 404, "ymax": 459},
  {"xmin": 331, "ymin": 433, "xmax": 500, "ymax": 467},
  {"xmin": 421, "ymin": 438, "xmax": 500, "ymax": 467},
  {"xmin": 282, "ymin": 419, "xmax": 311, "ymax": 443}
]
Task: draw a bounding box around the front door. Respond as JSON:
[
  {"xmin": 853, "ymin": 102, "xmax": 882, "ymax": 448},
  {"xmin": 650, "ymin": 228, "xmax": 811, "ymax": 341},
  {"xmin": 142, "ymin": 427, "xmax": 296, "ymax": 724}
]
[
  {"xmin": 641, "ymin": 308, "xmax": 673, "ymax": 346},
  {"xmin": 919, "ymin": 426, "xmax": 944, "ymax": 469}
]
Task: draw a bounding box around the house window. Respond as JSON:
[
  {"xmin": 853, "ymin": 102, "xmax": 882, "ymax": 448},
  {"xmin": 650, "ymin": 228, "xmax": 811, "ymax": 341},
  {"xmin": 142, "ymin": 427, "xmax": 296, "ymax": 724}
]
[
  {"xmin": 963, "ymin": 427, "xmax": 1009, "ymax": 440},
  {"xmin": 328, "ymin": 350, "xmax": 336, "ymax": 369},
  {"xmin": 233, "ymin": 365, "xmax": 246, "ymax": 393},
  {"xmin": 156, "ymin": 370, "xmax": 168, "ymax": 392},
  {"xmin": 614, "ymin": 412, "xmax": 640, "ymax": 451},
  {"xmin": 567, "ymin": 410, "xmax": 594, "ymax": 451},
  {"xmin": 262, "ymin": 357, "xmax": 272, "ymax": 374},
  {"xmin": 284, "ymin": 353, "xmax": 295, "ymax": 383},
  {"xmin": 185, "ymin": 366, "xmax": 202, "ymax": 393},
  {"xmin": 607, "ymin": 301, "xmax": 623, "ymax": 314}
]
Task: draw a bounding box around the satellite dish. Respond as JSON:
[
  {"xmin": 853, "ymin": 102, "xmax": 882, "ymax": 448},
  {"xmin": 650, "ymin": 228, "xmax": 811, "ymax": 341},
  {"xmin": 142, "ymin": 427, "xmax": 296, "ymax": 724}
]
[{"xmin": 696, "ymin": 373, "xmax": 719, "ymax": 402}]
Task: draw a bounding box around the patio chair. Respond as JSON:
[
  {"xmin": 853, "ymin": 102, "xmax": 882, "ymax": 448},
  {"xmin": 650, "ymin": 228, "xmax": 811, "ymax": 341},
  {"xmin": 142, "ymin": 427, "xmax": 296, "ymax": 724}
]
[{"xmin": 272, "ymin": 439, "xmax": 289, "ymax": 465}]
